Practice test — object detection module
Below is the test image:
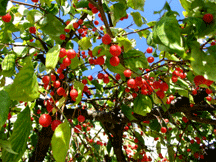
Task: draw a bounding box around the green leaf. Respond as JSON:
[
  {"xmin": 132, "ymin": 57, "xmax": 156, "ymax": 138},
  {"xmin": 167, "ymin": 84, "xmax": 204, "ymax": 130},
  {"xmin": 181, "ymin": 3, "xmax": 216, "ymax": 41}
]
[
  {"xmin": 46, "ymin": 45, "xmax": 61, "ymax": 70},
  {"xmin": 156, "ymin": 142, "xmax": 161, "ymax": 155},
  {"xmin": 6, "ymin": 57, "xmax": 40, "ymax": 101},
  {"xmin": 60, "ymin": 1, "xmax": 71, "ymax": 16},
  {"xmin": 0, "ymin": 90, "xmax": 10, "ymax": 128},
  {"xmin": 56, "ymin": 0, "xmax": 67, "ymax": 6},
  {"xmin": 75, "ymin": 0, "xmax": 89, "ymax": 8},
  {"xmin": 133, "ymin": 94, "xmax": 152, "ymax": 116},
  {"xmin": 110, "ymin": 3, "xmax": 127, "ymax": 26},
  {"xmin": 26, "ymin": 9, "xmax": 43, "ymax": 24},
  {"xmin": 128, "ymin": 0, "xmax": 145, "ymax": 11},
  {"xmin": 91, "ymin": 80, "xmax": 103, "ymax": 92},
  {"xmin": 121, "ymin": 104, "xmax": 137, "ymax": 121},
  {"xmin": 136, "ymin": 29, "xmax": 150, "ymax": 39},
  {"xmin": 116, "ymin": 37, "xmax": 132, "ymax": 52},
  {"xmin": 131, "ymin": 12, "xmax": 144, "ymax": 27},
  {"xmin": 154, "ymin": 1, "xmax": 171, "ymax": 14},
  {"xmin": 69, "ymin": 55, "xmax": 83, "ymax": 69},
  {"xmin": 191, "ymin": 41, "xmax": 216, "ymax": 81},
  {"xmin": 1, "ymin": 54, "xmax": 16, "ymax": 77},
  {"xmin": 78, "ymin": 37, "xmax": 92, "ymax": 50},
  {"xmin": 154, "ymin": 16, "xmax": 184, "ymax": 56},
  {"xmin": 13, "ymin": 45, "xmax": 28, "ymax": 57},
  {"xmin": 51, "ymin": 121, "xmax": 71, "ymax": 162},
  {"xmin": 167, "ymin": 145, "xmax": 175, "ymax": 162},
  {"xmin": 0, "ymin": 0, "xmax": 9, "ymax": 16},
  {"xmin": 73, "ymin": 81, "xmax": 84, "ymax": 105},
  {"xmin": 0, "ymin": 139, "xmax": 17, "ymax": 154},
  {"xmin": 2, "ymin": 107, "xmax": 31, "ymax": 162},
  {"xmin": 123, "ymin": 49, "xmax": 149, "ymax": 72},
  {"xmin": 39, "ymin": 14, "xmax": 65, "ymax": 42}
]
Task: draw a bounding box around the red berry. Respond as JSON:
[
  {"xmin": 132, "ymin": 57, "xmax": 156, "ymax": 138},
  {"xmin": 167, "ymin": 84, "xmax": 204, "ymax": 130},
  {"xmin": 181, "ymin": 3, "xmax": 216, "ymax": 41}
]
[
  {"xmin": 182, "ymin": 116, "xmax": 189, "ymax": 123},
  {"xmin": 109, "ymin": 45, "xmax": 121, "ymax": 56},
  {"xmin": 82, "ymin": 79, "xmax": 88, "ymax": 84},
  {"xmin": 64, "ymin": 28, "xmax": 70, "ymax": 33},
  {"xmin": 57, "ymin": 87, "xmax": 65, "ymax": 96},
  {"xmin": 147, "ymin": 57, "xmax": 154, "ymax": 63},
  {"xmin": 78, "ymin": 19, "xmax": 83, "ymax": 25},
  {"xmin": 98, "ymin": 73, "xmax": 104, "ymax": 79},
  {"xmin": 124, "ymin": 69, "xmax": 132, "ymax": 77},
  {"xmin": 60, "ymin": 34, "xmax": 66, "ymax": 40},
  {"xmin": 102, "ymin": 34, "xmax": 111, "ymax": 45},
  {"xmin": 77, "ymin": 115, "xmax": 85, "ymax": 122},
  {"xmin": 88, "ymin": 3, "xmax": 94, "ymax": 9},
  {"xmin": 51, "ymin": 120, "xmax": 62, "ymax": 131},
  {"xmin": 156, "ymin": 90, "xmax": 165, "ymax": 99},
  {"xmin": 53, "ymin": 80, "xmax": 61, "ymax": 88},
  {"xmin": 74, "ymin": 125, "xmax": 82, "ymax": 133},
  {"xmin": 59, "ymin": 48, "xmax": 66, "ymax": 58},
  {"xmin": 127, "ymin": 79, "xmax": 136, "ymax": 88},
  {"xmin": 29, "ymin": 26, "xmax": 36, "ymax": 34},
  {"xmin": 42, "ymin": 75, "xmax": 50, "ymax": 84},
  {"xmin": 37, "ymin": 109, "xmax": 41, "ymax": 114},
  {"xmin": 92, "ymin": 7, "xmax": 98, "ymax": 14},
  {"xmin": 67, "ymin": 49, "xmax": 76, "ymax": 59},
  {"xmin": 194, "ymin": 75, "xmax": 205, "ymax": 86},
  {"xmin": 161, "ymin": 127, "xmax": 167, "ymax": 133},
  {"xmin": 87, "ymin": 75, "xmax": 93, "ymax": 81},
  {"xmin": 70, "ymin": 89, "xmax": 78, "ymax": 100},
  {"xmin": 110, "ymin": 56, "xmax": 120, "ymax": 66},
  {"xmin": 31, "ymin": 0, "xmax": 39, "ymax": 2},
  {"xmin": 94, "ymin": 20, "xmax": 99, "ymax": 25},
  {"xmin": 2, "ymin": 13, "xmax": 12, "ymax": 23},
  {"xmin": 96, "ymin": 56, "xmax": 105, "ymax": 65},
  {"xmin": 103, "ymin": 77, "xmax": 110, "ymax": 84},
  {"xmin": 171, "ymin": 75, "xmax": 178, "ymax": 83},
  {"xmin": 8, "ymin": 112, "xmax": 11, "ymax": 120},
  {"xmin": 206, "ymin": 96, "xmax": 212, "ymax": 101},
  {"xmin": 146, "ymin": 47, "xmax": 153, "ymax": 53},
  {"xmin": 63, "ymin": 57, "xmax": 71, "ymax": 66},
  {"xmin": 203, "ymin": 13, "xmax": 214, "ymax": 23},
  {"xmin": 115, "ymin": 73, "xmax": 121, "ymax": 80},
  {"xmin": 39, "ymin": 114, "xmax": 52, "ymax": 127},
  {"xmin": 73, "ymin": 22, "xmax": 79, "ymax": 29}
]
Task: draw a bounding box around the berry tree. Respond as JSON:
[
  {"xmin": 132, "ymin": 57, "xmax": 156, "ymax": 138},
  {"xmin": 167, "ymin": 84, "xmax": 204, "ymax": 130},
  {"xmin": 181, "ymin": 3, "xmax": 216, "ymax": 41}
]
[{"xmin": 0, "ymin": 0, "xmax": 216, "ymax": 161}]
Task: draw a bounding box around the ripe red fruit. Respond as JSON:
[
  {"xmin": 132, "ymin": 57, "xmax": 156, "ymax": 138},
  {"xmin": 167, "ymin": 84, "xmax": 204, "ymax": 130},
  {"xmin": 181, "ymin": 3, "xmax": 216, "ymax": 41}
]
[
  {"xmin": 88, "ymin": 3, "xmax": 94, "ymax": 9},
  {"xmin": 115, "ymin": 73, "xmax": 121, "ymax": 80},
  {"xmin": 146, "ymin": 47, "xmax": 153, "ymax": 53},
  {"xmin": 124, "ymin": 69, "xmax": 132, "ymax": 77},
  {"xmin": 110, "ymin": 56, "xmax": 120, "ymax": 66},
  {"xmin": 91, "ymin": 7, "xmax": 98, "ymax": 14},
  {"xmin": 87, "ymin": 75, "xmax": 93, "ymax": 81},
  {"xmin": 169, "ymin": 95, "xmax": 174, "ymax": 101},
  {"xmin": 63, "ymin": 57, "xmax": 71, "ymax": 66},
  {"xmin": 206, "ymin": 88, "xmax": 212, "ymax": 94},
  {"xmin": 206, "ymin": 96, "xmax": 212, "ymax": 101},
  {"xmin": 182, "ymin": 116, "xmax": 189, "ymax": 123},
  {"xmin": 94, "ymin": 20, "xmax": 99, "ymax": 25},
  {"xmin": 64, "ymin": 28, "xmax": 70, "ymax": 33},
  {"xmin": 96, "ymin": 56, "xmax": 105, "ymax": 65},
  {"xmin": 78, "ymin": 19, "xmax": 83, "ymax": 25},
  {"xmin": 67, "ymin": 49, "xmax": 76, "ymax": 59},
  {"xmin": 39, "ymin": 114, "xmax": 52, "ymax": 127},
  {"xmin": 194, "ymin": 75, "xmax": 205, "ymax": 86},
  {"xmin": 147, "ymin": 57, "xmax": 154, "ymax": 63},
  {"xmin": 160, "ymin": 82, "xmax": 168, "ymax": 91},
  {"xmin": 156, "ymin": 90, "xmax": 165, "ymax": 99},
  {"xmin": 37, "ymin": 109, "xmax": 41, "ymax": 114},
  {"xmin": 51, "ymin": 120, "xmax": 62, "ymax": 131},
  {"xmin": 2, "ymin": 13, "xmax": 11, "ymax": 23},
  {"xmin": 73, "ymin": 22, "xmax": 79, "ymax": 29},
  {"xmin": 70, "ymin": 89, "xmax": 78, "ymax": 100},
  {"xmin": 59, "ymin": 48, "xmax": 67, "ymax": 58},
  {"xmin": 203, "ymin": 13, "xmax": 214, "ymax": 23},
  {"xmin": 109, "ymin": 45, "xmax": 121, "ymax": 56},
  {"xmin": 102, "ymin": 34, "xmax": 111, "ymax": 45},
  {"xmin": 98, "ymin": 73, "xmax": 104, "ymax": 79},
  {"xmin": 74, "ymin": 125, "xmax": 82, "ymax": 133},
  {"xmin": 29, "ymin": 26, "xmax": 36, "ymax": 34},
  {"xmin": 103, "ymin": 77, "xmax": 110, "ymax": 84},
  {"xmin": 8, "ymin": 112, "xmax": 12, "ymax": 120},
  {"xmin": 171, "ymin": 75, "xmax": 178, "ymax": 83},
  {"xmin": 31, "ymin": 0, "xmax": 39, "ymax": 2},
  {"xmin": 127, "ymin": 79, "xmax": 136, "ymax": 88},
  {"xmin": 161, "ymin": 127, "xmax": 167, "ymax": 133},
  {"xmin": 60, "ymin": 34, "xmax": 66, "ymax": 40},
  {"xmin": 57, "ymin": 87, "xmax": 65, "ymax": 96},
  {"xmin": 77, "ymin": 115, "xmax": 85, "ymax": 122},
  {"xmin": 53, "ymin": 80, "xmax": 61, "ymax": 88},
  {"xmin": 82, "ymin": 79, "xmax": 87, "ymax": 84},
  {"xmin": 42, "ymin": 75, "xmax": 50, "ymax": 84}
]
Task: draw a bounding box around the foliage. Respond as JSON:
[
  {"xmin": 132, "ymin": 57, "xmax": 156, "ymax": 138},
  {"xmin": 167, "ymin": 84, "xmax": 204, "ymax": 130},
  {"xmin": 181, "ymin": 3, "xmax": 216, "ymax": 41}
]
[{"xmin": 1, "ymin": 0, "xmax": 216, "ymax": 161}]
